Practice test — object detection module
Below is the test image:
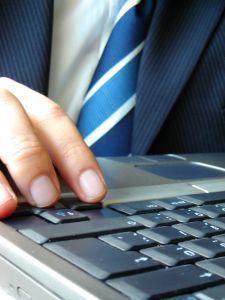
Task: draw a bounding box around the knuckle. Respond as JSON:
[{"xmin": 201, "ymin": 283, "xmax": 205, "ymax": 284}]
[
  {"xmin": 34, "ymin": 103, "xmax": 67, "ymax": 126},
  {"xmin": 41, "ymin": 103, "xmax": 66, "ymax": 121},
  {"xmin": 0, "ymin": 87, "xmax": 13, "ymax": 102},
  {"xmin": 7, "ymin": 134, "xmax": 44, "ymax": 164},
  {"xmin": 61, "ymin": 141, "xmax": 85, "ymax": 160}
]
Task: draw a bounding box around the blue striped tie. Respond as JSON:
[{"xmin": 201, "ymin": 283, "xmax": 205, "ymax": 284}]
[{"xmin": 77, "ymin": 0, "xmax": 152, "ymax": 156}]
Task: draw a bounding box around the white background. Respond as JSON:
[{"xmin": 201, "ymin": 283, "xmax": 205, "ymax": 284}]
[{"xmin": 0, "ymin": 289, "xmax": 14, "ymax": 299}]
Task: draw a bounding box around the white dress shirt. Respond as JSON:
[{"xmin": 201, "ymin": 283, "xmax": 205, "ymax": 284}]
[{"xmin": 48, "ymin": 0, "xmax": 125, "ymax": 122}]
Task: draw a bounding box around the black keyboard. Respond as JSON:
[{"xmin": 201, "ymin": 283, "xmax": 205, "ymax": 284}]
[{"xmin": 4, "ymin": 191, "xmax": 225, "ymax": 299}]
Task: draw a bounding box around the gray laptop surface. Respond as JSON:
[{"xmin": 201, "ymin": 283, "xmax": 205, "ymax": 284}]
[{"xmin": 0, "ymin": 153, "xmax": 225, "ymax": 299}]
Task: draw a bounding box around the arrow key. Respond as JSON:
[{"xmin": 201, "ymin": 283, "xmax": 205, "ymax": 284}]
[
  {"xmin": 197, "ymin": 256, "xmax": 225, "ymax": 279},
  {"xmin": 194, "ymin": 284, "xmax": 225, "ymax": 300},
  {"xmin": 107, "ymin": 265, "xmax": 222, "ymax": 299}
]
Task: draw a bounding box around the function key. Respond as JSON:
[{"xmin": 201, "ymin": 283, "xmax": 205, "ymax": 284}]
[
  {"xmin": 129, "ymin": 213, "xmax": 177, "ymax": 228},
  {"xmin": 141, "ymin": 244, "xmax": 201, "ymax": 266},
  {"xmin": 153, "ymin": 198, "xmax": 192, "ymax": 210},
  {"xmin": 99, "ymin": 232, "xmax": 157, "ymax": 251},
  {"xmin": 182, "ymin": 191, "xmax": 225, "ymax": 205},
  {"xmin": 40, "ymin": 209, "xmax": 88, "ymax": 224},
  {"xmin": 109, "ymin": 201, "xmax": 164, "ymax": 215}
]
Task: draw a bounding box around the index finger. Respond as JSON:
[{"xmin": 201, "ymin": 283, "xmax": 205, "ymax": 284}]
[{"xmin": 0, "ymin": 78, "xmax": 107, "ymax": 203}]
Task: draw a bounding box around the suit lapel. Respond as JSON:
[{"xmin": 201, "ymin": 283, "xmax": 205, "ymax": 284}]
[
  {"xmin": 0, "ymin": 0, "xmax": 53, "ymax": 94},
  {"xmin": 132, "ymin": 0, "xmax": 225, "ymax": 154}
]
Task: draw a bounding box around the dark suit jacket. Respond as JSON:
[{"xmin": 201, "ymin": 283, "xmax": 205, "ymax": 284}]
[{"xmin": 0, "ymin": 0, "xmax": 225, "ymax": 155}]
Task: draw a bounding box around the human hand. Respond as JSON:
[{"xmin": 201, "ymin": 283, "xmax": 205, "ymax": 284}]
[{"xmin": 0, "ymin": 77, "xmax": 107, "ymax": 218}]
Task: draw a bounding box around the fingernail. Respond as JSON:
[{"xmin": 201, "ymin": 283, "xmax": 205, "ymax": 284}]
[
  {"xmin": 0, "ymin": 184, "xmax": 15, "ymax": 205},
  {"xmin": 30, "ymin": 175, "xmax": 58, "ymax": 207},
  {"xmin": 79, "ymin": 169, "xmax": 106, "ymax": 201}
]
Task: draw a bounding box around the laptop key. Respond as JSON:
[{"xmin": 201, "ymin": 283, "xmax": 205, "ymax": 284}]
[
  {"xmin": 11, "ymin": 203, "xmax": 34, "ymax": 217},
  {"xmin": 12, "ymin": 203, "xmax": 66, "ymax": 217},
  {"xmin": 138, "ymin": 226, "xmax": 191, "ymax": 244},
  {"xmin": 206, "ymin": 217, "xmax": 225, "ymax": 229},
  {"xmin": 109, "ymin": 201, "xmax": 164, "ymax": 215},
  {"xmin": 163, "ymin": 209, "xmax": 207, "ymax": 222},
  {"xmin": 29, "ymin": 202, "xmax": 66, "ymax": 215},
  {"xmin": 191, "ymin": 204, "xmax": 225, "ymax": 218},
  {"xmin": 99, "ymin": 232, "xmax": 157, "ymax": 251},
  {"xmin": 153, "ymin": 198, "xmax": 192, "ymax": 210},
  {"xmin": 197, "ymin": 257, "xmax": 225, "ymax": 278},
  {"xmin": 180, "ymin": 238, "xmax": 225, "ymax": 258},
  {"xmin": 107, "ymin": 265, "xmax": 222, "ymax": 300},
  {"xmin": 182, "ymin": 191, "xmax": 225, "ymax": 205},
  {"xmin": 140, "ymin": 244, "xmax": 201, "ymax": 266},
  {"xmin": 19, "ymin": 217, "xmax": 144, "ymax": 244},
  {"xmin": 60, "ymin": 197, "xmax": 102, "ymax": 210},
  {"xmin": 129, "ymin": 213, "xmax": 177, "ymax": 227},
  {"xmin": 4, "ymin": 215, "xmax": 48, "ymax": 230},
  {"xmin": 174, "ymin": 221, "xmax": 225, "ymax": 238},
  {"xmin": 44, "ymin": 238, "xmax": 161, "ymax": 280},
  {"xmin": 213, "ymin": 234, "xmax": 225, "ymax": 242},
  {"xmin": 164, "ymin": 295, "xmax": 199, "ymax": 300},
  {"xmin": 194, "ymin": 284, "xmax": 225, "ymax": 300},
  {"xmin": 83, "ymin": 208, "xmax": 122, "ymax": 219},
  {"xmin": 40, "ymin": 209, "xmax": 88, "ymax": 224}
]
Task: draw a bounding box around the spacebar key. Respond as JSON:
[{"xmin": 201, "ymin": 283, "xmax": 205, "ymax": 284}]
[{"xmin": 19, "ymin": 217, "xmax": 143, "ymax": 244}]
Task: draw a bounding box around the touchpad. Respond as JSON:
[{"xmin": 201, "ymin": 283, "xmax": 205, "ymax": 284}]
[{"xmin": 136, "ymin": 162, "xmax": 225, "ymax": 180}]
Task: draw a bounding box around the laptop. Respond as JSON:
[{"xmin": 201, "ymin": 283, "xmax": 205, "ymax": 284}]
[{"xmin": 0, "ymin": 153, "xmax": 225, "ymax": 300}]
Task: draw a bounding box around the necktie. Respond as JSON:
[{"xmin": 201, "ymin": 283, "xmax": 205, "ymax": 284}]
[{"xmin": 77, "ymin": 0, "xmax": 152, "ymax": 156}]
